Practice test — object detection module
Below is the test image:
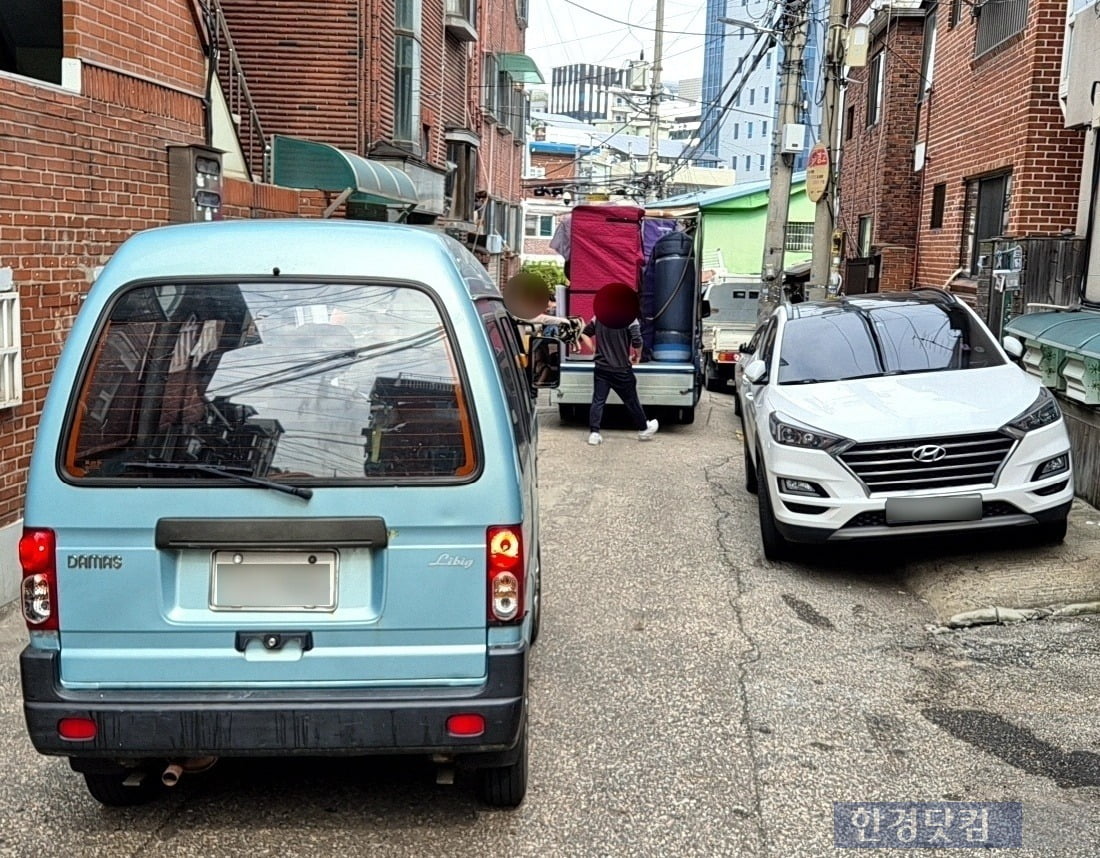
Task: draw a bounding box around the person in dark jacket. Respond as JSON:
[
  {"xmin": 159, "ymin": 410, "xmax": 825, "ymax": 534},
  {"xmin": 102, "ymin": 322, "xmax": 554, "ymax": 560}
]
[{"xmin": 582, "ymin": 314, "xmax": 659, "ymax": 445}]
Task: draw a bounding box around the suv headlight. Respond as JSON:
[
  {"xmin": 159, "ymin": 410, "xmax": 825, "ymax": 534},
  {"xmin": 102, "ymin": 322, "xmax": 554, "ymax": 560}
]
[
  {"xmin": 1004, "ymin": 388, "xmax": 1062, "ymax": 436},
  {"xmin": 769, "ymin": 412, "xmax": 851, "ymax": 453}
]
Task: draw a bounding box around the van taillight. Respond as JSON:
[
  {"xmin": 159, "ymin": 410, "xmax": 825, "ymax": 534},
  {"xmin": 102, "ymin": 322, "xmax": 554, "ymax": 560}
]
[
  {"xmin": 19, "ymin": 528, "xmax": 58, "ymax": 631},
  {"xmin": 487, "ymin": 526, "xmax": 524, "ymax": 624}
]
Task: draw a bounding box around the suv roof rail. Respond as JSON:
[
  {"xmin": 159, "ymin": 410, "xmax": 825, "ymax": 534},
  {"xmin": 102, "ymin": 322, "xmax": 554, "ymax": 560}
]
[{"xmin": 908, "ymin": 287, "xmax": 960, "ymax": 306}]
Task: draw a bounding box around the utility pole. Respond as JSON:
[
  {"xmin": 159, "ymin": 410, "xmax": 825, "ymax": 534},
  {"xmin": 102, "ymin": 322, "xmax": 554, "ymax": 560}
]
[
  {"xmin": 646, "ymin": 0, "xmax": 665, "ymax": 203},
  {"xmin": 759, "ymin": 0, "xmax": 810, "ymax": 321},
  {"xmin": 809, "ymin": 0, "xmax": 848, "ymax": 294}
]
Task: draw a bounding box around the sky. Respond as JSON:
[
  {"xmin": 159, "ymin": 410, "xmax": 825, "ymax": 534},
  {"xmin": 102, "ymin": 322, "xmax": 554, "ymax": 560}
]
[{"xmin": 525, "ymin": 0, "xmax": 708, "ymax": 88}]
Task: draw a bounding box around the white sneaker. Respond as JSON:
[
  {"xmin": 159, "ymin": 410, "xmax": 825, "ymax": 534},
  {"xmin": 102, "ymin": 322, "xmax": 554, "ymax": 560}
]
[
  {"xmin": 638, "ymin": 419, "xmax": 659, "ymax": 441},
  {"xmin": 587, "ymin": 432, "xmax": 603, "ymax": 445}
]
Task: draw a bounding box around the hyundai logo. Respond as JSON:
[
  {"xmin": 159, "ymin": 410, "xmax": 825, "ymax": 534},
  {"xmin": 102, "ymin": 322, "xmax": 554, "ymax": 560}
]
[{"xmin": 912, "ymin": 444, "xmax": 947, "ymax": 463}]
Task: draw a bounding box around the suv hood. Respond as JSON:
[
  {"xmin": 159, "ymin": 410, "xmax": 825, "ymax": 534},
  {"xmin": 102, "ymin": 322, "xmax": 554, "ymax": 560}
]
[{"xmin": 767, "ymin": 365, "xmax": 1042, "ymax": 441}]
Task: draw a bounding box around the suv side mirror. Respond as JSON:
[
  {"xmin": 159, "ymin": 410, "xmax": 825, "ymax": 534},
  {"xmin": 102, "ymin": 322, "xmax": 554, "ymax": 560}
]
[
  {"xmin": 528, "ymin": 336, "xmax": 561, "ymax": 390},
  {"xmin": 743, "ymin": 358, "xmax": 767, "ymax": 384},
  {"xmin": 1002, "ymin": 335, "xmax": 1025, "ymax": 363}
]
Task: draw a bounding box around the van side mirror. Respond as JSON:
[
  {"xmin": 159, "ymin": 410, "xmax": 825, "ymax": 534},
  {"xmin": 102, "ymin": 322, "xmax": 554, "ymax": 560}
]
[
  {"xmin": 528, "ymin": 336, "xmax": 561, "ymax": 390},
  {"xmin": 1002, "ymin": 335, "xmax": 1025, "ymax": 363}
]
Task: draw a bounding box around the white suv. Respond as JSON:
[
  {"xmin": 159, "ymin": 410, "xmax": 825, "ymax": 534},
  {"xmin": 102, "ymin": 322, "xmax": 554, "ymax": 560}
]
[{"xmin": 736, "ymin": 290, "xmax": 1074, "ymax": 560}]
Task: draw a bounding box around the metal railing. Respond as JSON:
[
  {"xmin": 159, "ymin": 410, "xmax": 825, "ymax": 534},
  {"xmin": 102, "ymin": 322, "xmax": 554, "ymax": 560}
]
[{"xmin": 210, "ymin": 0, "xmax": 268, "ymax": 181}]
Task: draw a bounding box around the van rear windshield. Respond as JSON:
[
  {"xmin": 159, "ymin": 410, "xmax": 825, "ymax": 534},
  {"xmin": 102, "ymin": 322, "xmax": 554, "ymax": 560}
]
[{"xmin": 64, "ymin": 280, "xmax": 478, "ymax": 485}]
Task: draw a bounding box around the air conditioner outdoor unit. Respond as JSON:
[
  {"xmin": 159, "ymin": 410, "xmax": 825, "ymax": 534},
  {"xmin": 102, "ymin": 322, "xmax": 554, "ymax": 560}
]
[
  {"xmin": 527, "ymin": 166, "xmax": 546, "ymax": 178},
  {"xmin": 486, "ymin": 233, "xmax": 505, "ymax": 254}
]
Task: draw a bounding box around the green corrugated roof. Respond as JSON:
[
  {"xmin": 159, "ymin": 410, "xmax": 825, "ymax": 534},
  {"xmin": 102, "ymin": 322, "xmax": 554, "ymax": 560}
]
[
  {"xmin": 1005, "ymin": 310, "xmax": 1100, "ymax": 359},
  {"xmin": 270, "ymin": 135, "xmax": 418, "ymax": 207}
]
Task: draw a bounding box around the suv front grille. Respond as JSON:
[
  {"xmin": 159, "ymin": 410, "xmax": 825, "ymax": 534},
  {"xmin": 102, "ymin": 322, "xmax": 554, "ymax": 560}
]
[{"xmin": 838, "ymin": 432, "xmax": 1015, "ymax": 493}]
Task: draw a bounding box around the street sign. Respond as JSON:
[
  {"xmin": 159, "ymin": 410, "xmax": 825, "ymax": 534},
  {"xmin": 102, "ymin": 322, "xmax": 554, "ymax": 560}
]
[{"xmin": 806, "ymin": 143, "xmax": 830, "ymax": 203}]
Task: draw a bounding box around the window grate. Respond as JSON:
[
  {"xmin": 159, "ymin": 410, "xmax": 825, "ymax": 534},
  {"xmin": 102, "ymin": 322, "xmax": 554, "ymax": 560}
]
[
  {"xmin": 785, "ymin": 222, "xmax": 814, "ymax": 253},
  {"xmin": 0, "ymin": 291, "xmax": 23, "ymax": 409},
  {"xmin": 975, "ymin": 0, "xmax": 1029, "ymax": 57}
]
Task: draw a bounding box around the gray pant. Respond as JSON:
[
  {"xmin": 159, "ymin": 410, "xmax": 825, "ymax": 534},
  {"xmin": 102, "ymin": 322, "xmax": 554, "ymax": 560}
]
[{"xmin": 590, "ymin": 366, "xmax": 648, "ymax": 432}]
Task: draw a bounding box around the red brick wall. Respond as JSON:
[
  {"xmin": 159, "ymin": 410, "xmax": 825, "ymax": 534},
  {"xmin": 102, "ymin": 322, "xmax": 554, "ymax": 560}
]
[
  {"xmin": 840, "ymin": 1, "xmax": 1083, "ymax": 293},
  {"xmin": 1, "ymin": 64, "xmax": 318, "ymax": 527},
  {"xmin": 533, "ymin": 151, "xmax": 577, "ymax": 186},
  {"xmin": 219, "ymin": 0, "xmax": 362, "ymax": 152},
  {"xmin": 837, "ymin": 16, "xmax": 924, "ymax": 292},
  {"xmin": 68, "ymin": 0, "xmax": 206, "ymax": 95}
]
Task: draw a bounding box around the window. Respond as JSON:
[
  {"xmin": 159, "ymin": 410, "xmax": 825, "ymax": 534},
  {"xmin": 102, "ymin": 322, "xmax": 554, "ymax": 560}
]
[
  {"xmin": 750, "ymin": 88, "xmax": 756, "ymax": 106},
  {"xmin": 748, "ymin": 122, "xmax": 754, "ymax": 139},
  {"xmin": 930, "ymin": 183, "xmax": 947, "ymax": 229},
  {"xmin": 66, "ymin": 280, "xmax": 476, "ymax": 483},
  {"xmin": 485, "ymin": 55, "xmax": 528, "ymax": 139},
  {"xmin": 733, "ymin": 123, "xmax": 739, "ymax": 140},
  {"xmin": 525, "ymin": 214, "xmax": 555, "ymax": 237},
  {"xmin": 975, "ymin": 0, "xmax": 1028, "ymax": 57},
  {"xmin": 761, "ymin": 120, "xmax": 768, "ymax": 138},
  {"xmin": 920, "ymin": 3, "xmax": 938, "ymax": 100},
  {"xmin": 483, "ymin": 53, "xmax": 500, "ymax": 121},
  {"xmin": 962, "ymin": 173, "xmax": 1012, "ymax": 274},
  {"xmin": 483, "ymin": 313, "xmax": 531, "ymax": 459},
  {"xmin": 394, "ymin": 0, "xmax": 423, "ymax": 148},
  {"xmin": 845, "ymin": 105, "xmax": 854, "ymax": 140},
  {"xmin": 763, "ymin": 86, "xmax": 770, "ymax": 103},
  {"xmin": 0, "ymin": 291, "xmax": 22, "ymax": 408},
  {"xmin": 732, "ymin": 155, "xmax": 738, "ymax": 171},
  {"xmin": 515, "ymin": 0, "xmax": 530, "ymax": 27},
  {"xmin": 950, "ymin": 0, "xmax": 962, "ymax": 27},
  {"xmin": 759, "ymin": 154, "xmax": 765, "ymax": 170},
  {"xmin": 866, "ymin": 51, "xmax": 884, "ymax": 127},
  {"xmin": 766, "ymin": 53, "xmax": 772, "ymax": 70},
  {"xmin": 785, "ymin": 222, "xmax": 814, "ymax": 253},
  {"xmin": 0, "ymin": 0, "xmax": 62, "ymax": 85},
  {"xmin": 858, "ymin": 215, "xmax": 873, "ymax": 256},
  {"xmin": 445, "ymin": 137, "xmax": 479, "ymax": 223}
]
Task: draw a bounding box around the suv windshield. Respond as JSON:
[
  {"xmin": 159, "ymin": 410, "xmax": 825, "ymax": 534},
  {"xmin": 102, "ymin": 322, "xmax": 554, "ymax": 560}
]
[
  {"xmin": 777, "ymin": 301, "xmax": 1004, "ymax": 384},
  {"xmin": 65, "ymin": 280, "xmax": 478, "ymax": 484}
]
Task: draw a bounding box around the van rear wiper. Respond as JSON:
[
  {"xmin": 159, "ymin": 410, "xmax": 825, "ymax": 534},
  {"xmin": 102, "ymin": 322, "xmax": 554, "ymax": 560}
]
[{"xmin": 122, "ymin": 462, "xmax": 313, "ymax": 500}]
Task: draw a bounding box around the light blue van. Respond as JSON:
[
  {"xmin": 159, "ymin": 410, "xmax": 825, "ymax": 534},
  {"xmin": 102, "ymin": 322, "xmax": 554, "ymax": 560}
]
[{"xmin": 18, "ymin": 219, "xmax": 559, "ymax": 808}]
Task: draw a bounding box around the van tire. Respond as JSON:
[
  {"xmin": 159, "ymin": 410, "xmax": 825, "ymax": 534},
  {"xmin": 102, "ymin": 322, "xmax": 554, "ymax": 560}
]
[
  {"xmin": 83, "ymin": 770, "xmax": 160, "ymax": 806},
  {"xmin": 479, "ymin": 726, "xmax": 528, "ymax": 808},
  {"xmin": 529, "ymin": 557, "xmax": 542, "ymax": 646}
]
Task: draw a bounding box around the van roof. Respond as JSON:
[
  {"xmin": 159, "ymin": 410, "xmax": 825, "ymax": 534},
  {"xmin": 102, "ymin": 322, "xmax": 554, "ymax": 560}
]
[{"xmin": 94, "ymin": 219, "xmax": 501, "ymax": 300}]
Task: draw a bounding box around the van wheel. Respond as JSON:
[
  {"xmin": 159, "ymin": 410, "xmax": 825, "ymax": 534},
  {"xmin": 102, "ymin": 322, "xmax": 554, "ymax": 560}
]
[
  {"xmin": 757, "ymin": 458, "xmax": 792, "ymax": 562},
  {"xmin": 83, "ymin": 770, "xmax": 160, "ymax": 806},
  {"xmin": 529, "ymin": 557, "xmax": 542, "ymax": 646},
  {"xmin": 479, "ymin": 726, "xmax": 528, "ymax": 808}
]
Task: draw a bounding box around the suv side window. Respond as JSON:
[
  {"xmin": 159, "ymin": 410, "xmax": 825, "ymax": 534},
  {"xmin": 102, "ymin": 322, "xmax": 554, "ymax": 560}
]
[{"xmin": 755, "ymin": 319, "xmax": 778, "ymax": 380}]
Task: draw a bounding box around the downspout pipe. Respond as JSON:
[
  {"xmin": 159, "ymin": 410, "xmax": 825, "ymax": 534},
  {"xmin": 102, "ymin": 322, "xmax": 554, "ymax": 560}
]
[{"xmin": 1082, "ymin": 125, "xmax": 1100, "ymax": 309}]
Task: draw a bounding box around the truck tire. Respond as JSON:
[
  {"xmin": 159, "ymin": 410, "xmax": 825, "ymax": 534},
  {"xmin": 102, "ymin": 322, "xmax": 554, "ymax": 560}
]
[{"xmin": 676, "ymin": 406, "xmax": 695, "ymax": 425}]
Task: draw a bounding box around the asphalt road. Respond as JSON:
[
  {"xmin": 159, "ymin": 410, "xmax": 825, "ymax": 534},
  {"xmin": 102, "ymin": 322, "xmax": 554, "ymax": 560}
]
[{"xmin": 1, "ymin": 390, "xmax": 1098, "ymax": 857}]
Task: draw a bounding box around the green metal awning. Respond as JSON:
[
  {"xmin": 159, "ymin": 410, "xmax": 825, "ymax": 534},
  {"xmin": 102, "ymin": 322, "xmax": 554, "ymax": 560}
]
[
  {"xmin": 270, "ymin": 135, "xmax": 418, "ymax": 208},
  {"xmin": 1005, "ymin": 311, "xmax": 1100, "ymax": 359},
  {"xmin": 498, "ymin": 52, "xmax": 544, "ymax": 84}
]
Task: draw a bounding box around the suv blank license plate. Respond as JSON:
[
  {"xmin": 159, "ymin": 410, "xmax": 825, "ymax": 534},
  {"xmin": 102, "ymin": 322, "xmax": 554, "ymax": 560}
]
[
  {"xmin": 886, "ymin": 495, "xmax": 982, "ymax": 524},
  {"xmin": 210, "ymin": 550, "xmax": 337, "ymax": 611}
]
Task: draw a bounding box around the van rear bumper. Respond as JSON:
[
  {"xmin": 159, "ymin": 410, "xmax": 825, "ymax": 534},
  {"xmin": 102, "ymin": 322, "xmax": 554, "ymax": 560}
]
[{"xmin": 21, "ymin": 645, "xmax": 526, "ymax": 764}]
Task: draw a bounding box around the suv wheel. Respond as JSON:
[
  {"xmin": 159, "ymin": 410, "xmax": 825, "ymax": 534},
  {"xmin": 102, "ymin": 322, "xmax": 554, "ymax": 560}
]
[
  {"xmin": 756, "ymin": 458, "xmax": 792, "ymax": 561},
  {"xmin": 1033, "ymin": 516, "xmax": 1068, "ymax": 545},
  {"xmin": 741, "ymin": 418, "xmax": 757, "ymax": 494}
]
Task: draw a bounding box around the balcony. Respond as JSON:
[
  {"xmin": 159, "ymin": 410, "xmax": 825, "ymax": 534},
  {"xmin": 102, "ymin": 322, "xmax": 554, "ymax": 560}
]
[{"xmin": 445, "ymin": 0, "xmax": 478, "ymax": 42}]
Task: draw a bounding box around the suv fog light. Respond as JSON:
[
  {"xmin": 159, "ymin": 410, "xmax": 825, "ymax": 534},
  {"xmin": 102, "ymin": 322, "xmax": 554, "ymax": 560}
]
[
  {"xmin": 778, "ymin": 478, "xmax": 826, "ymax": 497},
  {"xmin": 1032, "ymin": 454, "xmax": 1069, "ymax": 481}
]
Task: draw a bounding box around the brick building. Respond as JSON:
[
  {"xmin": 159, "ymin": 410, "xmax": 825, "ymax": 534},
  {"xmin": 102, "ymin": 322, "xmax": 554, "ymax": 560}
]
[
  {"xmin": 522, "ymin": 143, "xmax": 579, "ymax": 263},
  {"xmin": 0, "ymin": 0, "xmax": 539, "ymax": 603},
  {"xmin": 838, "ymin": 0, "xmax": 1082, "ymax": 298}
]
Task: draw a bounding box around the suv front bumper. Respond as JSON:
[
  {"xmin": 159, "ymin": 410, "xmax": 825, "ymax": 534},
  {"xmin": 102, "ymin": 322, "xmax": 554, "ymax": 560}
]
[{"xmin": 21, "ymin": 645, "xmax": 526, "ymax": 764}]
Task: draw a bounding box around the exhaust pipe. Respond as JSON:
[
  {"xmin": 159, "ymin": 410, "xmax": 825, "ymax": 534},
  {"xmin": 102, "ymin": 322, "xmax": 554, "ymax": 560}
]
[{"xmin": 161, "ymin": 756, "xmax": 219, "ymax": 787}]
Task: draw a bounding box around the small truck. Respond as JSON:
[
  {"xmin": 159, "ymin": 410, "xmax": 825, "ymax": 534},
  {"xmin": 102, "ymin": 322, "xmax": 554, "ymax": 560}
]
[{"xmin": 701, "ymin": 279, "xmax": 760, "ymax": 393}]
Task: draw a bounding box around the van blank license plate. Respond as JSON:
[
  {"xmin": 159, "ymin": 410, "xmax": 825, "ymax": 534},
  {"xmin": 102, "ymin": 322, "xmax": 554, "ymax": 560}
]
[
  {"xmin": 885, "ymin": 495, "xmax": 982, "ymax": 524},
  {"xmin": 210, "ymin": 550, "xmax": 337, "ymax": 611}
]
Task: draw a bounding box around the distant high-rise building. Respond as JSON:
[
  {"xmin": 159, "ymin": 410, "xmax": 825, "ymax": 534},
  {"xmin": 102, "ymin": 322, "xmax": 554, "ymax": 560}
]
[
  {"xmin": 550, "ymin": 64, "xmax": 629, "ymax": 122},
  {"xmin": 698, "ymin": 0, "xmax": 825, "ymax": 182}
]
